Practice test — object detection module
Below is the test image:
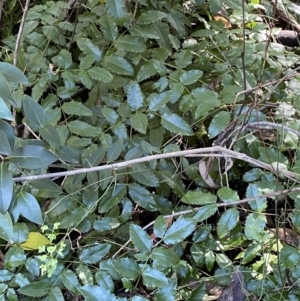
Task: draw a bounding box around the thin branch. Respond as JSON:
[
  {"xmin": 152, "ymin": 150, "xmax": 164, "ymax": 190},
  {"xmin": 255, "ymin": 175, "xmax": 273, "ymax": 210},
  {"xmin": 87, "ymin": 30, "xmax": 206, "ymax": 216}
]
[
  {"xmin": 13, "ymin": 0, "xmax": 30, "ymax": 66},
  {"xmin": 13, "ymin": 146, "xmax": 300, "ymax": 183}
]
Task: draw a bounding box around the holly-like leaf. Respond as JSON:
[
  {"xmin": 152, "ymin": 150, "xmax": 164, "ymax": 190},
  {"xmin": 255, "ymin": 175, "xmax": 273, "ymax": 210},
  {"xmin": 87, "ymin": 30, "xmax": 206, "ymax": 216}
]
[
  {"xmin": 217, "ymin": 208, "xmax": 239, "ymax": 238},
  {"xmin": 88, "ymin": 67, "xmax": 114, "ymax": 83},
  {"xmin": 217, "ymin": 187, "xmax": 239, "ymax": 203},
  {"xmin": 130, "ymin": 224, "xmax": 152, "ymax": 254},
  {"xmin": 107, "ymin": 139, "xmax": 123, "ymax": 163},
  {"xmin": 126, "ymin": 81, "xmax": 144, "ymax": 110},
  {"xmin": 208, "ymin": 111, "xmax": 230, "ymax": 138},
  {"xmin": 77, "ymin": 37, "xmax": 102, "ymax": 61},
  {"xmin": 115, "ymin": 36, "xmax": 146, "ymax": 53},
  {"xmin": 161, "ymin": 113, "xmax": 193, "ymax": 136},
  {"xmin": 62, "ymin": 101, "xmax": 93, "ymax": 116},
  {"xmin": 99, "ymin": 15, "xmax": 118, "ymax": 41},
  {"xmin": 103, "ymin": 55, "xmax": 134, "ymax": 76},
  {"xmin": 79, "ymin": 244, "xmax": 111, "ymax": 264},
  {"xmin": 245, "ymin": 213, "xmax": 267, "ymax": 241},
  {"xmin": 131, "ymin": 112, "xmax": 148, "ymax": 134},
  {"xmin": 163, "ymin": 218, "xmax": 197, "ymax": 245},
  {"xmin": 142, "ymin": 267, "xmax": 168, "ymax": 289},
  {"xmin": 179, "ymin": 70, "xmax": 203, "ymax": 85},
  {"xmin": 181, "ymin": 191, "xmax": 217, "ymax": 205},
  {"xmin": 194, "ymin": 204, "xmax": 218, "ymax": 222},
  {"xmin": 113, "ymin": 257, "xmax": 141, "ymax": 280}
]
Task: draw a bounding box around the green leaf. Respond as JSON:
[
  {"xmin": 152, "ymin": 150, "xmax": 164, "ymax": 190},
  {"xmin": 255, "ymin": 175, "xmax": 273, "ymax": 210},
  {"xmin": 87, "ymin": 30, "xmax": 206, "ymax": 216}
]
[
  {"xmin": 217, "ymin": 208, "xmax": 239, "ymax": 238},
  {"xmin": 99, "ymin": 15, "xmax": 118, "ymax": 41},
  {"xmin": 48, "ymin": 287, "xmax": 64, "ymax": 301},
  {"xmin": 61, "ymin": 70, "xmax": 75, "ymax": 90},
  {"xmin": 245, "ymin": 213, "xmax": 267, "ymax": 241},
  {"xmin": 0, "ymin": 97, "xmax": 13, "ymax": 121},
  {"xmin": 246, "ymin": 183, "xmax": 267, "ymax": 212},
  {"xmin": 62, "ymin": 100, "xmax": 93, "ymax": 116},
  {"xmin": 39, "ymin": 125, "xmax": 61, "ymax": 149},
  {"xmin": 161, "ymin": 113, "xmax": 193, "ymax": 136},
  {"xmin": 280, "ymin": 245, "xmax": 300, "ymax": 268},
  {"xmin": 103, "ymin": 55, "xmax": 134, "ymax": 76},
  {"xmin": 0, "ymin": 130, "xmax": 12, "ymax": 155},
  {"xmin": 151, "ymin": 247, "xmax": 180, "ymax": 267},
  {"xmin": 258, "ymin": 147, "xmax": 288, "ymax": 164},
  {"xmin": 142, "ymin": 267, "xmax": 168, "ymax": 289},
  {"xmin": 95, "ymin": 271, "xmax": 114, "ymax": 292},
  {"xmin": 0, "ymin": 212, "xmax": 14, "ymax": 243},
  {"xmin": 106, "ymin": 0, "xmax": 126, "ymax": 18},
  {"xmin": 9, "ymin": 145, "xmax": 57, "ymax": 169},
  {"xmin": 193, "ymin": 90, "xmax": 221, "ymax": 119},
  {"xmin": 98, "ymin": 184, "xmax": 126, "ymax": 213},
  {"xmin": 77, "ymin": 37, "xmax": 102, "ymax": 61},
  {"xmin": 88, "ymin": 67, "xmax": 114, "ymax": 83},
  {"xmin": 107, "ymin": 139, "xmax": 123, "ymax": 163},
  {"xmin": 181, "ymin": 191, "xmax": 217, "ymax": 205},
  {"xmin": 79, "ymin": 70, "xmax": 93, "ymax": 89},
  {"xmin": 174, "ymin": 50, "xmax": 192, "ymax": 68},
  {"xmin": 79, "ymin": 55, "xmax": 95, "ymax": 70},
  {"xmin": 17, "ymin": 192, "xmax": 43, "ymax": 225},
  {"xmin": 242, "ymin": 168, "xmax": 263, "ymax": 182},
  {"xmin": 130, "ymin": 163, "xmax": 159, "ymax": 188},
  {"xmin": 128, "ymin": 183, "xmax": 156, "ymax": 210},
  {"xmin": 152, "ymin": 22, "xmax": 171, "ymax": 50},
  {"xmin": 155, "ymin": 278, "xmax": 177, "ymax": 301},
  {"xmin": 209, "ymin": 0, "xmax": 222, "ymax": 14},
  {"xmin": 126, "ymin": 81, "xmax": 144, "ymax": 110},
  {"xmin": 55, "ymin": 49, "xmax": 72, "ymax": 69},
  {"xmin": 179, "ymin": 70, "xmax": 203, "ymax": 85},
  {"xmin": 163, "ymin": 218, "xmax": 197, "ymax": 245},
  {"xmin": 113, "ymin": 257, "xmax": 141, "ymax": 280},
  {"xmin": 130, "ymin": 224, "xmax": 152, "ymax": 254},
  {"xmin": 154, "ymin": 216, "xmax": 167, "ymax": 238},
  {"xmin": 68, "ymin": 120, "xmax": 101, "ymax": 137},
  {"xmin": 0, "ymin": 62, "xmax": 29, "ymax": 85},
  {"xmin": 217, "ymin": 187, "xmax": 239, "ymax": 203},
  {"xmin": 115, "ymin": 36, "xmax": 146, "ymax": 53},
  {"xmin": 242, "ymin": 242, "xmax": 261, "ymax": 264},
  {"xmin": 208, "ymin": 111, "xmax": 231, "ymax": 138},
  {"xmin": 137, "ymin": 62, "xmax": 157, "ymax": 82},
  {"xmin": 131, "ymin": 112, "xmax": 148, "ymax": 134},
  {"xmin": 0, "ymin": 163, "xmax": 13, "ymax": 214},
  {"xmin": 0, "ymin": 73, "xmax": 18, "ymax": 106},
  {"xmin": 194, "ymin": 204, "xmax": 218, "ymax": 222},
  {"xmin": 148, "ymin": 91, "xmax": 173, "ymax": 111},
  {"xmin": 61, "ymin": 270, "xmax": 79, "ymax": 293},
  {"xmin": 79, "ymin": 244, "xmax": 111, "ymax": 264},
  {"xmin": 23, "ymin": 96, "xmax": 46, "ymax": 128},
  {"xmin": 18, "ymin": 281, "xmax": 51, "ymax": 297},
  {"xmin": 137, "ymin": 11, "xmax": 167, "ymax": 25}
]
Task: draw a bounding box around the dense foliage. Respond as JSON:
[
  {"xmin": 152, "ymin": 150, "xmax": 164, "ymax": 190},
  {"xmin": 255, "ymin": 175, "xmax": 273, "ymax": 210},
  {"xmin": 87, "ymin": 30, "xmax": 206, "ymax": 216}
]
[{"xmin": 1, "ymin": 0, "xmax": 300, "ymax": 300}]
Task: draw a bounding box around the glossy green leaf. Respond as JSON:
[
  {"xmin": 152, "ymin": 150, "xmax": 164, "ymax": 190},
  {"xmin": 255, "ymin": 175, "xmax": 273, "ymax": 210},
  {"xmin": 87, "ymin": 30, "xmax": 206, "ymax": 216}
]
[
  {"xmin": 154, "ymin": 216, "xmax": 168, "ymax": 238},
  {"xmin": 98, "ymin": 184, "xmax": 126, "ymax": 213},
  {"xmin": 0, "ymin": 73, "xmax": 17, "ymax": 106},
  {"xmin": 103, "ymin": 55, "xmax": 134, "ymax": 76},
  {"xmin": 0, "ymin": 163, "xmax": 13, "ymax": 214},
  {"xmin": 130, "ymin": 224, "xmax": 152, "ymax": 254},
  {"xmin": 128, "ymin": 183, "xmax": 156, "ymax": 210},
  {"xmin": 79, "ymin": 70, "xmax": 93, "ymax": 89},
  {"xmin": 0, "ymin": 212, "xmax": 14, "ymax": 243},
  {"xmin": 17, "ymin": 192, "xmax": 43, "ymax": 225},
  {"xmin": 161, "ymin": 113, "xmax": 193, "ymax": 136},
  {"xmin": 137, "ymin": 11, "xmax": 167, "ymax": 25},
  {"xmin": 0, "ymin": 97, "xmax": 13, "ymax": 121},
  {"xmin": 126, "ymin": 81, "xmax": 144, "ymax": 110},
  {"xmin": 77, "ymin": 37, "xmax": 102, "ymax": 61},
  {"xmin": 18, "ymin": 281, "xmax": 51, "ymax": 297},
  {"xmin": 106, "ymin": 0, "xmax": 126, "ymax": 18},
  {"xmin": 9, "ymin": 145, "xmax": 57, "ymax": 169},
  {"xmin": 100, "ymin": 15, "xmax": 118, "ymax": 41},
  {"xmin": 242, "ymin": 242, "xmax": 261, "ymax": 264},
  {"xmin": 61, "ymin": 270, "xmax": 80, "ymax": 293},
  {"xmin": 163, "ymin": 218, "xmax": 197, "ymax": 245},
  {"xmin": 280, "ymin": 245, "xmax": 300, "ymax": 268},
  {"xmin": 246, "ymin": 183, "xmax": 267, "ymax": 212},
  {"xmin": 217, "ymin": 187, "xmax": 239, "ymax": 203},
  {"xmin": 93, "ymin": 217, "xmax": 120, "ymax": 232},
  {"xmin": 155, "ymin": 278, "xmax": 177, "ymax": 301},
  {"xmin": 217, "ymin": 208, "xmax": 239, "ymax": 238},
  {"xmin": 48, "ymin": 287, "xmax": 64, "ymax": 301},
  {"xmin": 151, "ymin": 247, "xmax": 180, "ymax": 267},
  {"xmin": 181, "ymin": 191, "xmax": 217, "ymax": 205},
  {"xmin": 179, "ymin": 70, "xmax": 203, "ymax": 85},
  {"xmin": 23, "ymin": 96, "xmax": 46, "ymax": 128},
  {"xmin": 0, "ymin": 119, "xmax": 15, "ymax": 150},
  {"xmin": 107, "ymin": 139, "xmax": 123, "ymax": 163},
  {"xmin": 131, "ymin": 112, "xmax": 147, "ymax": 134},
  {"xmin": 152, "ymin": 22, "xmax": 171, "ymax": 50},
  {"xmin": 79, "ymin": 244, "xmax": 111, "ymax": 264},
  {"xmin": 208, "ymin": 111, "xmax": 231, "ymax": 138},
  {"xmin": 113, "ymin": 257, "xmax": 141, "ymax": 280},
  {"xmin": 142, "ymin": 267, "xmax": 168, "ymax": 289},
  {"xmin": 174, "ymin": 50, "xmax": 192, "ymax": 68},
  {"xmin": 68, "ymin": 120, "xmax": 100, "ymax": 137},
  {"xmin": 115, "ymin": 35, "xmax": 146, "ymax": 53},
  {"xmin": 39, "ymin": 125, "xmax": 61, "ymax": 149},
  {"xmin": 56, "ymin": 49, "xmax": 72, "ymax": 69},
  {"xmin": 79, "ymin": 55, "xmax": 95, "ymax": 70},
  {"xmin": 130, "ymin": 164, "xmax": 159, "ymax": 188},
  {"xmin": 61, "ymin": 70, "xmax": 75, "ymax": 90},
  {"xmin": 137, "ymin": 62, "xmax": 157, "ymax": 82},
  {"xmin": 242, "ymin": 168, "xmax": 263, "ymax": 182},
  {"xmin": 62, "ymin": 101, "xmax": 93, "ymax": 116},
  {"xmin": 95, "ymin": 271, "xmax": 114, "ymax": 292},
  {"xmin": 0, "ymin": 130, "xmax": 12, "ymax": 155},
  {"xmin": 245, "ymin": 213, "xmax": 267, "ymax": 241},
  {"xmin": 0, "ymin": 62, "xmax": 29, "ymax": 85},
  {"xmin": 194, "ymin": 204, "xmax": 218, "ymax": 222},
  {"xmin": 193, "ymin": 90, "xmax": 221, "ymax": 119},
  {"xmin": 88, "ymin": 67, "xmax": 114, "ymax": 83},
  {"xmin": 148, "ymin": 91, "xmax": 173, "ymax": 111}
]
